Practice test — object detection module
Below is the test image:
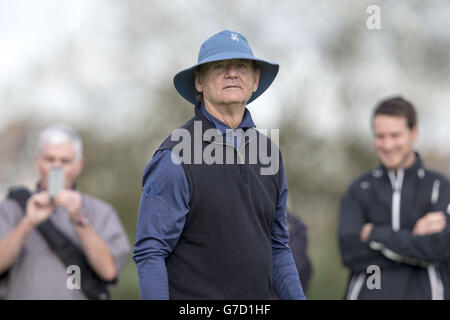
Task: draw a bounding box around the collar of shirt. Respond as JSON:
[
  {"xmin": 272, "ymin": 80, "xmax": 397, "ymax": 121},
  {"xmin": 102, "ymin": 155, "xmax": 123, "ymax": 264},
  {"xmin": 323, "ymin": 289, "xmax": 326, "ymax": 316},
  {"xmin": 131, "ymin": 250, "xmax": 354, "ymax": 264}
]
[
  {"xmin": 378, "ymin": 151, "xmax": 423, "ymax": 177},
  {"xmin": 200, "ymin": 102, "xmax": 256, "ymax": 148}
]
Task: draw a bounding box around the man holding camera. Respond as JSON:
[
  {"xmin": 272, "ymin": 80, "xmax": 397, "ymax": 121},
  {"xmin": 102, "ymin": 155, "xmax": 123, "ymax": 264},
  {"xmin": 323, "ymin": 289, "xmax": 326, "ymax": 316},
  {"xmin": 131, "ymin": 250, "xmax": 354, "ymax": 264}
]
[{"xmin": 0, "ymin": 124, "xmax": 131, "ymax": 299}]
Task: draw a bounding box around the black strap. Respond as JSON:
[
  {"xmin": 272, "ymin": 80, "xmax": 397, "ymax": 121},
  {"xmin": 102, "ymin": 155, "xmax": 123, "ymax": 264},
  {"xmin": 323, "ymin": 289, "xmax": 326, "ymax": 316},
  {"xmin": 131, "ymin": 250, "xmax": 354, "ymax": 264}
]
[{"xmin": 5, "ymin": 186, "xmax": 110, "ymax": 300}]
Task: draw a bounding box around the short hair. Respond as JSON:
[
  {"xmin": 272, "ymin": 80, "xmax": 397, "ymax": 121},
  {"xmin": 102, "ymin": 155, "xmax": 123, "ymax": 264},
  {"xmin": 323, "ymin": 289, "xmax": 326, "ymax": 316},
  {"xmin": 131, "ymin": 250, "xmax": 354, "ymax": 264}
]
[
  {"xmin": 372, "ymin": 96, "xmax": 417, "ymax": 130},
  {"xmin": 36, "ymin": 124, "xmax": 83, "ymax": 160}
]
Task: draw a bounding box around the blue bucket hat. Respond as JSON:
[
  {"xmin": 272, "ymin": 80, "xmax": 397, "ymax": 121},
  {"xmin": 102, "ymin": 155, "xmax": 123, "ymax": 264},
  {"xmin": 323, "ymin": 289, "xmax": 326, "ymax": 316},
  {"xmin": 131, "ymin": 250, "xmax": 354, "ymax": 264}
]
[{"xmin": 173, "ymin": 30, "xmax": 279, "ymax": 105}]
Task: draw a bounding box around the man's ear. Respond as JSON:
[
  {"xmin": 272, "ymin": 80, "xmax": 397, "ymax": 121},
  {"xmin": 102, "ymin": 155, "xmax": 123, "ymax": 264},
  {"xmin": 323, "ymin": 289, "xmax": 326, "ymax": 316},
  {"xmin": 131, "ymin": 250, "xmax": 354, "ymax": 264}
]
[
  {"xmin": 75, "ymin": 157, "xmax": 84, "ymax": 177},
  {"xmin": 34, "ymin": 155, "xmax": 40, "ymax": 173},
  {"xmin": 194, "ymin": 71, "xmax": 203, "ymax": 93},
  {"xmin": 252, "ymin": 68, "xmax": 261, "ymax": 93},
  {"xmin": 411, "ymin": 124, "xmax": 418, "ymax": 142}
]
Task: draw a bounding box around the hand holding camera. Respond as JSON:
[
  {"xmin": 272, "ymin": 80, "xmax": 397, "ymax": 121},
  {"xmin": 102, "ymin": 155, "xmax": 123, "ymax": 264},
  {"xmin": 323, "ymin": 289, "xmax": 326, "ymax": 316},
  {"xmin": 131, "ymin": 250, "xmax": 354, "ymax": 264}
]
[
  {"xmin": 49, "ymin": 166, "xmax": 83, "ymax": 221},
  {"xmin": 53, "ymin": 190, "xmax": 82, "ymax": 221},
  {"xmin": 25, "ymin": 192, "xmax": 53, "ymax": 228},
  {"xmin": 24, "ymin": 166, "xmax": 82, "ymax": 228}
]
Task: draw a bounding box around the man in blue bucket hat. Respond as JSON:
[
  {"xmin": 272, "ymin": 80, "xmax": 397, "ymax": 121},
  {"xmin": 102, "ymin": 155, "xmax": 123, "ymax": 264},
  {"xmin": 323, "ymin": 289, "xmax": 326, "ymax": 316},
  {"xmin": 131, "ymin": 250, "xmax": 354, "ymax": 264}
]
[{"xmin": 133, "ymin": 30, "xmax": 306, "ymax": 300}]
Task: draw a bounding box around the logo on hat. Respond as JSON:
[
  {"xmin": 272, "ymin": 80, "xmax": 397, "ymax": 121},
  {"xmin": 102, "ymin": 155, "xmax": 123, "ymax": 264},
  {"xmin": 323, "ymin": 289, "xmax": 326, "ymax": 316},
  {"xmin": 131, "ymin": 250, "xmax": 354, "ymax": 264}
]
[{"xmin": 230, "ymin": 33, "xmax": 239, "ymax": 42}]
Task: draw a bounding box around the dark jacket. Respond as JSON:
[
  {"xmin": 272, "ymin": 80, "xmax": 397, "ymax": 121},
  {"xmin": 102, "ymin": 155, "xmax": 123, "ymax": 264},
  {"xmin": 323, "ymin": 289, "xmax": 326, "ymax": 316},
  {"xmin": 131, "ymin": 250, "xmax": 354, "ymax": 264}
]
[
  {"xmin": 287, "ymin": 211, "xmax": 312, "ymax": 292},
  {"xmin": 270, "ymin": 211, "xmax": 312, "ymax": 299},
  {"xmin": 339, "ymin": 153, "xmax": 450, "ymax": 299}
]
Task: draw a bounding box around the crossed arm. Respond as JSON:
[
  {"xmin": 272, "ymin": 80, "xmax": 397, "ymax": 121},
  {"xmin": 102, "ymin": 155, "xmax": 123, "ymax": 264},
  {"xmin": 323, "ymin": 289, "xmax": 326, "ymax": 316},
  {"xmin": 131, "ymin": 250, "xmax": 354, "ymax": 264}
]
[
  {"xmin": 339, "ymin": 184, "xmax": 450, "ymax": 272},
  {"xmin": 360, "ymin": 211, "xmax": 450, "ymax": 267}
]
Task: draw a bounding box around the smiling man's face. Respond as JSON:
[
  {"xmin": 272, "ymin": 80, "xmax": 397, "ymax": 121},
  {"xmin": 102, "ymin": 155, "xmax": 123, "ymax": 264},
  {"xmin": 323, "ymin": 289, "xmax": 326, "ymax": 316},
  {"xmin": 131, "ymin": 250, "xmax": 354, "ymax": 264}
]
[
  {"xmin": 195, "ymin": 59, "xmax": 260, "ymax": 108},
  {"xmin": 373, "ymin": 114, "xmax": 417, "ymax": 170}
]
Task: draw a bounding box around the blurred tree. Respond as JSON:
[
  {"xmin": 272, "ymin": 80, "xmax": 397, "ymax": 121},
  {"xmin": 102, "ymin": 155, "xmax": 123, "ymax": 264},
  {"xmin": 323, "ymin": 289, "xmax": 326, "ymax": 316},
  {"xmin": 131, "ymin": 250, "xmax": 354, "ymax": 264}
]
[{"xmin": 1, "ymin": 0, "xmax": 450, "ymax": 300}]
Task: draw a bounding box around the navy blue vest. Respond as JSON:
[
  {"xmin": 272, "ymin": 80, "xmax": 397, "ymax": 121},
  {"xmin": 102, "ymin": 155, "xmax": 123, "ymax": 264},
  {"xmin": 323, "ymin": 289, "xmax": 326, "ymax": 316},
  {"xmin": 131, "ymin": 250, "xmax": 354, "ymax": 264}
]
[{"xmin": 157, "ymin": 104, "xmax": 282, "ymax": 299}]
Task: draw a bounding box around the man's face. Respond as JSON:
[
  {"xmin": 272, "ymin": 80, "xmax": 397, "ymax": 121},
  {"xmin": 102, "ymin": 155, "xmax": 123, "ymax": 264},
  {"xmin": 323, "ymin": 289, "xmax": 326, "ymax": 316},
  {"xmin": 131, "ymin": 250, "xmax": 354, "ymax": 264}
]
[
  {"xmin": 195, "ymin": 59, "xmax": 260, "ymax": 107},
  {"xmin": 373, "ymin": 115, "xmax": 417, "ymax": 170},
  {"xmin": 35, "ymin": 141, "xmax": 83, "ymax": 190}
]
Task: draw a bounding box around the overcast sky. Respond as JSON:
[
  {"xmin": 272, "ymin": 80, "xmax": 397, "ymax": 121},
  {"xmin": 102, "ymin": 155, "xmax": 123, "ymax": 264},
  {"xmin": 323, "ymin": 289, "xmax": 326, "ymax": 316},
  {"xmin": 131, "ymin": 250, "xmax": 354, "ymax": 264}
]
[{"xmin": 1, "ymin": 1, "xmax": 449, "ymax": 151}]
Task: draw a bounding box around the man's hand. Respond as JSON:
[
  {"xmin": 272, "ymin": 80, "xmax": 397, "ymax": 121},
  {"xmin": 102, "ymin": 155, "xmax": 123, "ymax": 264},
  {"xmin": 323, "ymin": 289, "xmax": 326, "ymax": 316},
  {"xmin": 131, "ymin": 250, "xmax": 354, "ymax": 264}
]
[
  {"xmin": 24, "ymin": 192, "xmax": 54, "ymax": 228},
  {"xmin": 360, "ymin": 223, "xmax": 374, "ymax": 242},
  {"xmin": 53, "ymin": 190, "xmax": 82, "ymax": 220},
  {"xmin": 412, "ymin": 211, "xmax": 447, "ymax": 236}
]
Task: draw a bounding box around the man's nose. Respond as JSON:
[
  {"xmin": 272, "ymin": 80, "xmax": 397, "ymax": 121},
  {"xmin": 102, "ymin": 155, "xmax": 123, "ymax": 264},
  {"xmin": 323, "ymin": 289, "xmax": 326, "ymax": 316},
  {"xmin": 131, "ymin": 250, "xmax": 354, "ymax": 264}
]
[
  {"xmin": 225, "ymin": 64, "xmax": 239, "ymax": 77},
  {"xmin": 52, "ymin": 160, "xmax": 63, "ymax": 167},
  {"xmin": 382, "ymin": 138, "xmax": 395, "ymax": 151}
]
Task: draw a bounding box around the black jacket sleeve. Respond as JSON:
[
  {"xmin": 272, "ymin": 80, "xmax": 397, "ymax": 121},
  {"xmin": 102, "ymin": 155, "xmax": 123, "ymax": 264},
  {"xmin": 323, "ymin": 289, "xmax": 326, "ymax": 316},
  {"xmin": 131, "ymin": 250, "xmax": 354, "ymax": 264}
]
[
  {"xmin": 368, "ymin": 178, "xmax": 450, "ymax": 266},
  {"xmin": 338, "ymin": 182, "xmax": 394, "ymax": 272},
  {"xmin": 287, "ymin": 213, "xmax": 312, "ymax": 291}
]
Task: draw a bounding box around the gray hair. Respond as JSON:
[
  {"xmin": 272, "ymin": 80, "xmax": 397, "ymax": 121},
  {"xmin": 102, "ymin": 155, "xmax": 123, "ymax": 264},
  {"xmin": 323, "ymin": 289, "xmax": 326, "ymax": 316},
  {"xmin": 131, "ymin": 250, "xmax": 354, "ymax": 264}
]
[{"xmin": 36, "ymin": 124, "xmax": 83, "ymax": 160}]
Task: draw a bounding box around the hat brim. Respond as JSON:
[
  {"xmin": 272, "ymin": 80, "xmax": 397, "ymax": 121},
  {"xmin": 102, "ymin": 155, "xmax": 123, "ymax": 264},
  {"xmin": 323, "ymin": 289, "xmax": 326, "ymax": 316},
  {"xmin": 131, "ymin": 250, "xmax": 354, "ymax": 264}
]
[{"xmin": 174, "ymin": 52, "xmax": 279, "ymax": 105}]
